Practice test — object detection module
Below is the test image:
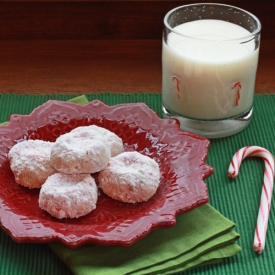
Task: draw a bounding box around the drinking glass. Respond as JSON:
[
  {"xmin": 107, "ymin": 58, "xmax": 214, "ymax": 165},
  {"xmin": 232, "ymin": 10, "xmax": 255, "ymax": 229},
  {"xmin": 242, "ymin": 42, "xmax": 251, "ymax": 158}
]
[{"xmin": 162, "ymin": 3, "xmax": 261, "ymax": 138}]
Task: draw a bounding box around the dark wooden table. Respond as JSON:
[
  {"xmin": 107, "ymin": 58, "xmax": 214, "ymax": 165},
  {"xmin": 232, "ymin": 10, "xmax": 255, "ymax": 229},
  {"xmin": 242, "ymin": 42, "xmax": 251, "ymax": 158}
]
[{"xmin": 0, "ymin": 0, "xmax": 274, "ymax": 95}]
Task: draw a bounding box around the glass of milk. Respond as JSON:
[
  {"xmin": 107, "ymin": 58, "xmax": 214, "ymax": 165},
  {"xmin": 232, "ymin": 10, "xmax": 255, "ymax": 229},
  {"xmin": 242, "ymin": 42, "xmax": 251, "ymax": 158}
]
[{"xmin": 162, "ymin": 3, "xmax": 261, "ymax": 138}]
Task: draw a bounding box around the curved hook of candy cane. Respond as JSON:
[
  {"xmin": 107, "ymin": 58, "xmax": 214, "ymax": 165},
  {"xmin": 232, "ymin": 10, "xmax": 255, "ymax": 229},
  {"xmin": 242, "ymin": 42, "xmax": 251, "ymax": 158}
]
[{"xmin": 228, "ymin": 146, "xmax": 275, "ymax": 254}]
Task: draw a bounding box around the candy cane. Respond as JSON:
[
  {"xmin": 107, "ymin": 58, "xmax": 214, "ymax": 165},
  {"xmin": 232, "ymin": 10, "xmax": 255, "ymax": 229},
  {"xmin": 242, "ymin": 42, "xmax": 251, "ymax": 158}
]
[
  {"xmin": 232, "ymin": 81, "xmax": 241, "ymax": 106},
  {"xmin": 228, "ymin": 146, "xmax": 274, "ymax": 254},
  {"xmin": 172, "ymin": 76, "xmax": 180, "ymax": 99}
]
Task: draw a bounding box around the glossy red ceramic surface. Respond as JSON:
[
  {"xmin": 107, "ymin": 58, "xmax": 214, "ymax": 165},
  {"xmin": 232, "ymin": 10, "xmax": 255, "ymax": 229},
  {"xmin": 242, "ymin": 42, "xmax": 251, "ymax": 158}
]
[{"xmin": 0, "ymin": 100, "xmax": 213, "ymax": 248}]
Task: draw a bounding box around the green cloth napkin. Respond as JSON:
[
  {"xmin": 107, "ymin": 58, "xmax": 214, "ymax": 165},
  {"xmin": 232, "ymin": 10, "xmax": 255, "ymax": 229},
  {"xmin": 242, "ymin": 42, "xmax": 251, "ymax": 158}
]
[
  {"xmin": 47, "ymin": 95, "xmax": 240, "ymax": 275},
  {"xmin": 50, "ymin": 205, "xmax": 240, "ymax": 275}
]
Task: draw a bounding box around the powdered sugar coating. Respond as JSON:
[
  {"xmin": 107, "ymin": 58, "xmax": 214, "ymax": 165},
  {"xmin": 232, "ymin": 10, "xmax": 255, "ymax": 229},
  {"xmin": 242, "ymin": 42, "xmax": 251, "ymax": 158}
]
[
  {"xmin": 8, "ymin": 140, "xmax": 56, "ymax": 189},
  {"xmin": 69, "ymin": 125, "xmax": 123, "ymax": 157},
  {"xmin": 39, "ymin": 173, "xmax": 98, "ymax": 219},
  {"xmin": 98, "ymin": 151, "xmax": 160, "ymax": 203},
  {"xmin": 50, "ymin": 125, "xmax": 123, "ymax": 174}
]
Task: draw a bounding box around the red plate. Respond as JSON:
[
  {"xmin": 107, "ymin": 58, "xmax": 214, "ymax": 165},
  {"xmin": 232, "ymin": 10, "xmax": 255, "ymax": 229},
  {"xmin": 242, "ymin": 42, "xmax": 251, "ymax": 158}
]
[{"xmin": 0, "ymin": 100, "xmax": 213, "ymax": 248}]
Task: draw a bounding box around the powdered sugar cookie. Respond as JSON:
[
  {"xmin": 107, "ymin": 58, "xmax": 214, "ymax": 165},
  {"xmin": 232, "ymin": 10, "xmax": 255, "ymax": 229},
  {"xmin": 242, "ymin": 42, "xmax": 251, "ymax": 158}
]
[
  {"xmin": 98, "ymin": 151, "xmax": 160, "ymax": 203},
  {"xmin": 50, "ymin": 125, "xmax": 123, "ymax": 174},
  {"xmin": 8, "ymin": 140, "xmax": 56, "ymax": 189},
  {"xmin": 51, "ymin": 133, "xmax": 111, "ymax": 174},
  {"xmin": 39, "ymin": 173, "xmax": 98, "ymax": 219},
  {"xmin": 69, "ymin": 125, "xmax": 123, "ymax": 157}
]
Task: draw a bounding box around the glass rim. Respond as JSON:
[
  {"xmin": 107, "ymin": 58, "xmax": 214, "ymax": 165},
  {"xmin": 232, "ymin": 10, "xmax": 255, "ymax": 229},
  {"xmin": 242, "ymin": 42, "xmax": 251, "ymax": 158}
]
[{"xmin": 164, "ymin": 3, "xmax": 262, "ymax": 43}]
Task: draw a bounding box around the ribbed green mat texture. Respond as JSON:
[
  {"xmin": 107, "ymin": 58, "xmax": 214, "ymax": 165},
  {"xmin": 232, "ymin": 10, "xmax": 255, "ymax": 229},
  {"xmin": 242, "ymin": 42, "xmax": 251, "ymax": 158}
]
[{"xmin": 1, "ymin": 93, "xmax": 275, "ymax": 275}]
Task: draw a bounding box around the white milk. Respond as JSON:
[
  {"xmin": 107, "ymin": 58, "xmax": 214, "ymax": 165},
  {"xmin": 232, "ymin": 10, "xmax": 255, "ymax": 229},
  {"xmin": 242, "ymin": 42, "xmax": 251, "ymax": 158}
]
[{"xmin": 162, "ymin": 19, "xmax": 259, "ymax": 120}]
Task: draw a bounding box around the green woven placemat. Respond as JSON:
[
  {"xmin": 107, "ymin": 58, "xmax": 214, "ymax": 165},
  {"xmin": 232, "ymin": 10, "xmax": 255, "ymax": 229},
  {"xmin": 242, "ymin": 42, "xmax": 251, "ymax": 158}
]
[{"xmin": 1, "ymin": 93, "xmax": 275, "ymax": 275}]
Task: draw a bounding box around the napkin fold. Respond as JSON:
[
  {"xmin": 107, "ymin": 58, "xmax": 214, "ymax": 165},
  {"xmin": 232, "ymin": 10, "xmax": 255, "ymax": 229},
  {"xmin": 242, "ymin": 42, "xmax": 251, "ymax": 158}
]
[
  {"xmin": 50, "ymin": 204, "xmax": 240, "ymax": 275},
  {"xmin": 48, "ymin": 95, "xmax": 241, "ymax": 275}
]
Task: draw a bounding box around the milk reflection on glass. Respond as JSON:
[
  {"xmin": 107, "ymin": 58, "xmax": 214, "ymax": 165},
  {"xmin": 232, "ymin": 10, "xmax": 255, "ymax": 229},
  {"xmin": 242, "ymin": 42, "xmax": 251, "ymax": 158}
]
[{"xmin": 162, "ymin": 4, "xmax": 261, "ymax": 138}]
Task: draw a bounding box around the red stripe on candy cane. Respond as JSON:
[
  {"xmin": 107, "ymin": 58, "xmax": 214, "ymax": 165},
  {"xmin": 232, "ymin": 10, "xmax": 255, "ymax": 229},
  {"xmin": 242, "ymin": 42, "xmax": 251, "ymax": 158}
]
[
  {"xmin": 228, "ymin": 146, "xmax": 274, "ymax": 254},
  {"xmin": 254, "ymin": 226, "xmax": 262, "ymax": 253}
]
